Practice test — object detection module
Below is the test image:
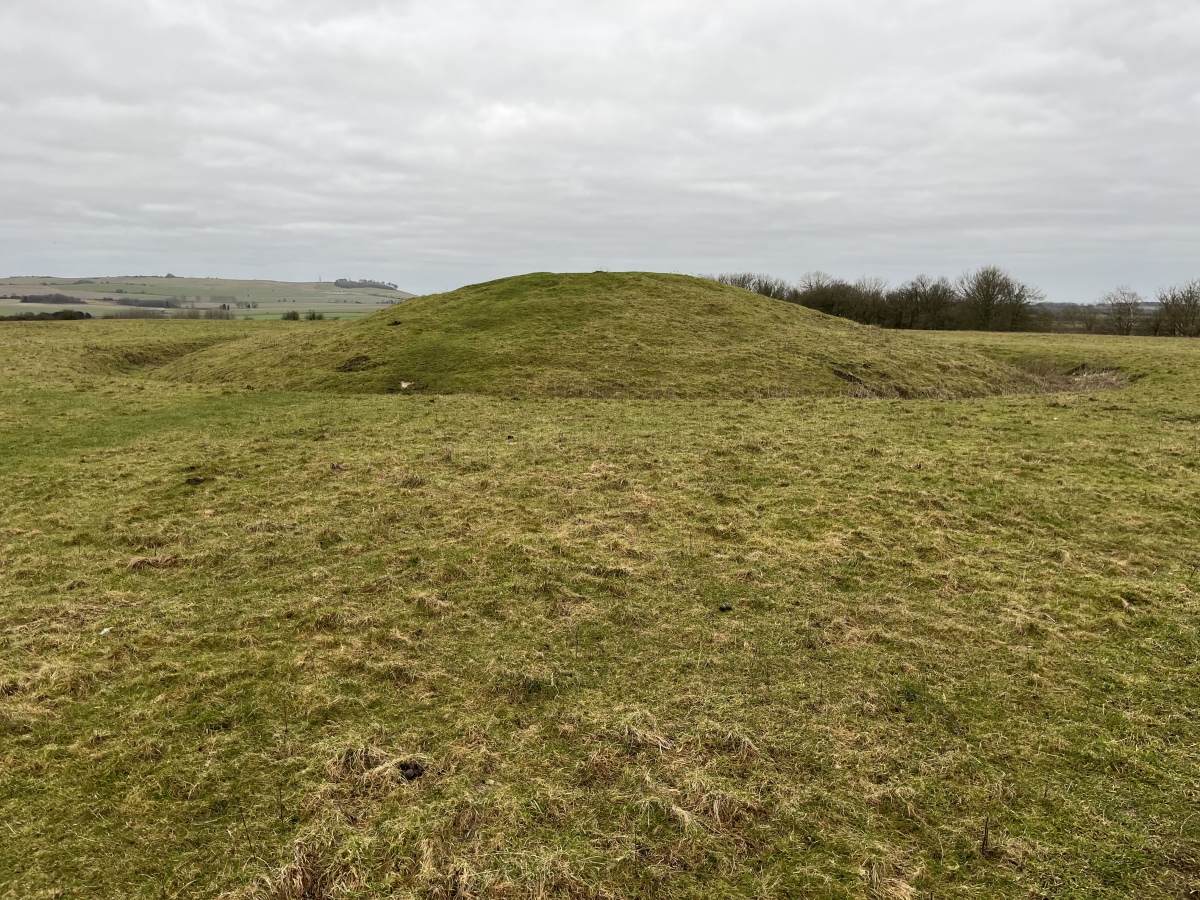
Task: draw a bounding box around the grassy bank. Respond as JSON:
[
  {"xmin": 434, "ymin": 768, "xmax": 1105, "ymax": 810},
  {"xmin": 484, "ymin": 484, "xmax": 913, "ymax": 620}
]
[{"xmin": 0, "ymin": 319, "xmax": 1198, "ymax": 898}]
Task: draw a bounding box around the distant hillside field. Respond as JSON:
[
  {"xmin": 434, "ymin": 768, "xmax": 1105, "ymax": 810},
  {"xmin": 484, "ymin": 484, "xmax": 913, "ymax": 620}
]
[
  {"xmin": 0, "ymin": 275, "xmax": 413, "ymax": 320},
  {"xmin": 162, "ymin": 271, "xmax": 1042, "ymax": 398}
]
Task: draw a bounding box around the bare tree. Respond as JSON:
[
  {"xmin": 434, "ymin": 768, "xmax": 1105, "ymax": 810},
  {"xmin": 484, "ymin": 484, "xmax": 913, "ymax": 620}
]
[
  {"xmin": 1056, "ymin": 304, "xmax": 1079, "ymax": 333},
  {"xmin": 853, "ymin": 277, "xmax": 888, "ymax": 322},
  {"xmin": 793, "ymin": 272, "xmax": 880, "ymax": 322},
  {"xmin": 711, "ymin": 272, "xmax": 795, "ymax": 302},
  {"xmin": 1079, "ymin": 304, "xmax": 1099, "ymax": 333},
  {"xmin": 886, "ymin": 275, "xmax": 957, "ymax": 329},
  {"xmin": 1157, "ymin": 280, "xmax": 1200, "ymax": 337},
  {"xmin": 1101, "ymin": 287, "xmax": 1141, "ymax": 336},
  {"xmin": 956, "ymin": 266, "xmax": 1043, "ymax": 331}
]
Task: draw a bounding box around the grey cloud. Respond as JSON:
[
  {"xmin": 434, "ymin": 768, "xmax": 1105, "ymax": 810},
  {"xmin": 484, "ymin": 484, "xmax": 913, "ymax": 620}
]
[{"xmin": 1, "ymin": 0, "xmax": 1197, "ymax": 299}]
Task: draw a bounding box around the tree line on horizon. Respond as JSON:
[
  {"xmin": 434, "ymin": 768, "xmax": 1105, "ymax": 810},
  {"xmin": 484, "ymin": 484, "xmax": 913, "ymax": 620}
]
[
  {"xmin": 0, "ymin": 308, "xmax": 93, "ymax": 321},
  {"xmin": 711, "ymin": 268, "xmax": 1200, "ymax": 336},
  {"xmin": 334, "ymin": 278, "xmax": 399, "ymax": 291}
]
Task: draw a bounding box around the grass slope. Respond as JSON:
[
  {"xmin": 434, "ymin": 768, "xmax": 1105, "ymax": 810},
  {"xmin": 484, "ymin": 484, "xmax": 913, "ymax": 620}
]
[
  {"xmin": 163, "ymin": 272, "xmax": 1038, "ymax": 398},
  {"xmin": 1, "ymin": 321, "xmax": 1198, "ymax": 899}
]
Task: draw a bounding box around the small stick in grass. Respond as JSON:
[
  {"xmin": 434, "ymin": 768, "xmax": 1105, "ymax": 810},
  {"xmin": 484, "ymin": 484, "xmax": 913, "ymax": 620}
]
[{"xmin": 238, "ymin": 804, "xmax": 259, "ymax": 859}]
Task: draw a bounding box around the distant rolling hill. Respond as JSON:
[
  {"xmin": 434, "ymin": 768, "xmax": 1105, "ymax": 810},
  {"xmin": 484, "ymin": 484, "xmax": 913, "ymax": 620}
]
[{"xmin": 0, "ymin": 275, "xmax": 413, "ymax": 320}]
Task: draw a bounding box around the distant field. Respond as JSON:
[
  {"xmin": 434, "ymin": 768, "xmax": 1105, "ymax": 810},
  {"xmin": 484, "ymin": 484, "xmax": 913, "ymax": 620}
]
[
  {"xmin": 0, "ymin": 275, "xmax": 414, "ymax": 320},
  {"xmin": 1, "ymin": 294, "xmax": 1198, "ymax": 898}
]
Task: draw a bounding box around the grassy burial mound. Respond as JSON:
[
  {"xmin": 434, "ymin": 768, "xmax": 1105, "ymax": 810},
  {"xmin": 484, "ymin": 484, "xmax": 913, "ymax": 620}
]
[{"xmin": 162, "ymin": 272, "xmax": 1037, "ymax": 398}]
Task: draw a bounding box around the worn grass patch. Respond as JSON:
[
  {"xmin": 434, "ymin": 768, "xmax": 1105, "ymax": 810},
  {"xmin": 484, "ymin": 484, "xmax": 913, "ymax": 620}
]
[{"xmin": 0, "ymin": 321, "xmax": 1198, "ymax": 898}]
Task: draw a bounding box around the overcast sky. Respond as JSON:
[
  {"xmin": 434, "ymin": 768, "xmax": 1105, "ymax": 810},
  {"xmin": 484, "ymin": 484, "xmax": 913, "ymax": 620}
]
[{"xmin": 1, "ymin": 0, "xmax": 1197, "ymax": 300}]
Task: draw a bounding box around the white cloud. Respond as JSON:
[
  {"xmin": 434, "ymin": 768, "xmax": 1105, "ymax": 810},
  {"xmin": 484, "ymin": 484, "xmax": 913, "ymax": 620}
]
[{"xmin": 0, "ymin": 0, "xmax": 1196, "ymax": 299}]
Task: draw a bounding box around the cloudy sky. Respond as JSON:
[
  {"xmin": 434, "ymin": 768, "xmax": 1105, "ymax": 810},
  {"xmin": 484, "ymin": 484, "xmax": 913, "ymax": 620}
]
[{"xmin": 1, "ymin": 0, "xmax": 1197, "ymax": 299}]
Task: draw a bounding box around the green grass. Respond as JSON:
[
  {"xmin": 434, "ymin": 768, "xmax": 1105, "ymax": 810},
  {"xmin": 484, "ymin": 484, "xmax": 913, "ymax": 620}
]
[
  {"xmin": 1, "ymin": 305, "xmax": 1198, "ymax": 898},
  {"xmin": 0, "ymin": 276, "xmax": 410, "ymax": 320},
  {"xmin": 162, "ymin": 272, "xmax": 1043, "ymax": 399}
]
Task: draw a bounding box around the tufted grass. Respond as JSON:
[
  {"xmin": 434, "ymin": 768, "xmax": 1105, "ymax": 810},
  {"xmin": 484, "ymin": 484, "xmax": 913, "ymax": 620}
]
[{"xmin": 0, "ymin": 318, "xmax": 1198, "ymax": 898}]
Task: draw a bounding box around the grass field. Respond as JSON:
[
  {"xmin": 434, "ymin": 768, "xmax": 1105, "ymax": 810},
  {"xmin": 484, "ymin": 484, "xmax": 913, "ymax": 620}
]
[
  {"xmin": 0, "ymin": 276, "xmax": 412, "ymax": 320},
  {"xmin": 1, "ymin": 280, "xmax": 1198, "ymax": 899}
]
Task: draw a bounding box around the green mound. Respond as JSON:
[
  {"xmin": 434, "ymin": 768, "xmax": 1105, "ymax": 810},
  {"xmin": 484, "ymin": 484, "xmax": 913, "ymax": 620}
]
[{"xmin": 163, "ymin": 272, "xmax": 1036, "ymax": 398}]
